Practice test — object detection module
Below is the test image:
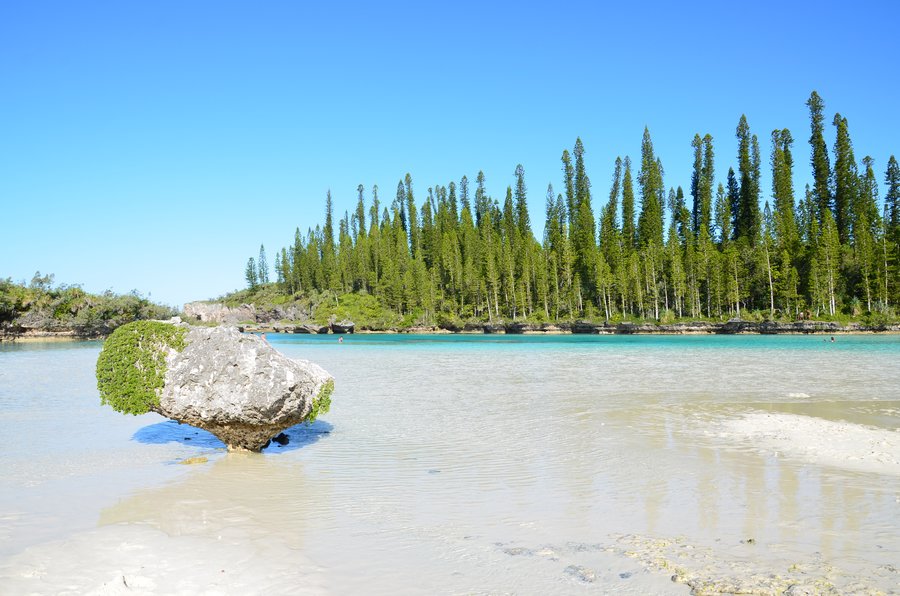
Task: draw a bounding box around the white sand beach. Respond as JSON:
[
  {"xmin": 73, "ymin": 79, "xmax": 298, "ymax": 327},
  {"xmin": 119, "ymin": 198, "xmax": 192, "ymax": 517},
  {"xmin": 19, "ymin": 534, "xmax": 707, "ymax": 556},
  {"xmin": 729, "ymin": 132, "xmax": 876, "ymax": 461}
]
[{"xmin": 710, "ymin": 411, "xmax": 900, "ymax": 476}]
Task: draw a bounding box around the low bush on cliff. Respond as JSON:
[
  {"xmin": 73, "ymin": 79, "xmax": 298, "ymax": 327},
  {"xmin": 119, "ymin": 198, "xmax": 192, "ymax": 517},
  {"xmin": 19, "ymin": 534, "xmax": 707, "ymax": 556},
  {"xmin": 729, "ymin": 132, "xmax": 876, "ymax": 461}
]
[
  {"xmin": 96, "ymin": 321, "xmax": 187, "ymax": 415},
  {"xmin": 1, "ymin": 274, "xmax": 176, "ymax": 331}
]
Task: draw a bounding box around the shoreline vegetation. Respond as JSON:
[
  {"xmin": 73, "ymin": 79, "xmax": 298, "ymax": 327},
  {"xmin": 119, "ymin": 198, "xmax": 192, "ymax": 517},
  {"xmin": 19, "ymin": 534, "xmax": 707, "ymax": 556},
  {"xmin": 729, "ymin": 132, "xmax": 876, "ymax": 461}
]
[
  {"xmin": 0, "ymin": 274, "xmax": 176, "ymax": 342},
  {"xmin": 185, "ymin": 294, "xmax": 900, "ymax": 336},
  {"xmin": 2, "ymin": 275, "xmax": 898, "ymax": 342}
]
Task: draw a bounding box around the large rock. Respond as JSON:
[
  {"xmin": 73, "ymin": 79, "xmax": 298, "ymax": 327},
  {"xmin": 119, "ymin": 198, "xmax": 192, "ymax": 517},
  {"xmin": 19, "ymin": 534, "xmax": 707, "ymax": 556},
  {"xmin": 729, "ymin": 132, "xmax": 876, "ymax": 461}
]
[
  {"xmin": 329, "ymin": 319, "xmax": 355, "ymax": 334},
  {"xmin": 158, "ymin": 326, "xmax": 333, "ymax": 451},
  {"xmin": 296, "ymin": 323, "xmax": 328, "ymax": 334},
  {"xmin": 183, "ymin": 302, "xmax": 257, "ymax": 325}
]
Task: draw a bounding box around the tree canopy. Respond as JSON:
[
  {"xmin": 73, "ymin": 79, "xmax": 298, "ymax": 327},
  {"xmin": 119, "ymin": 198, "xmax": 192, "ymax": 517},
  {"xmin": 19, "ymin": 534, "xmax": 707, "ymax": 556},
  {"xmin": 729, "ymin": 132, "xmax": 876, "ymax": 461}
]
[{"xmin": 244, "ymin": 92, "xmax": 899, "ymax": 326}]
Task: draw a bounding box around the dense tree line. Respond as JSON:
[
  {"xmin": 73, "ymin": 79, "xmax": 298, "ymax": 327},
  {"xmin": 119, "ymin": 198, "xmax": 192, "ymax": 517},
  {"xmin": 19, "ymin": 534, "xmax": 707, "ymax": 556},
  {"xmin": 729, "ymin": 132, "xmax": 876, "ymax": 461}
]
[{"xmin": 245, "ymin": 92, "xmax": 900, "ymax": 324}]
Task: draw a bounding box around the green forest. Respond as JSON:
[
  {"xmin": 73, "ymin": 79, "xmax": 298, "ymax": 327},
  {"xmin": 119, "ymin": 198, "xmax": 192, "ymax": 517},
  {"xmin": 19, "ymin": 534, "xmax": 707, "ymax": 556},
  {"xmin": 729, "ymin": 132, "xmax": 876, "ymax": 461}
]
[{"xmin": 241, "ymin": 92, "xmax": 900, "ymax": 328}]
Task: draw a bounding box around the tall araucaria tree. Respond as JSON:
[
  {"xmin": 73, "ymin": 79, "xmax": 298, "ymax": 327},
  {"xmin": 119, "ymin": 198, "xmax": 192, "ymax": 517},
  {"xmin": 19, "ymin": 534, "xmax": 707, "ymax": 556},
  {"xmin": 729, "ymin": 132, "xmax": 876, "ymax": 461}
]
[{"xmin": 807, "ymin": 91, "xmax": 832, "ymax": 224}]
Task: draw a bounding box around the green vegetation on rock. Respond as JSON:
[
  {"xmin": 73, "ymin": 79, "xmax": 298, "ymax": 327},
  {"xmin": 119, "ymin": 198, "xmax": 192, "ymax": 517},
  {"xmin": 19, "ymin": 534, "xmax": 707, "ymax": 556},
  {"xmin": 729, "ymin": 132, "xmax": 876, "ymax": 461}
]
[
  {"xmin": 307, "ymin": 378, "xmax": 333, "ymax": 424},
  {"xmin": 96, "ymin": 321, "xmax": 187, "ymax": 415}
]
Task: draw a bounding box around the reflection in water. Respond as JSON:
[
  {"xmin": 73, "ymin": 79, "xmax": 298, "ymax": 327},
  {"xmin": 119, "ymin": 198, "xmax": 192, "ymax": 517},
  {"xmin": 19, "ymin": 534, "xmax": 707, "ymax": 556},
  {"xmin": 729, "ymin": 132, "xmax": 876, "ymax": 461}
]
[{"xmin": 101, "ymin": 452, "xmax": 326, "ymax": 549}]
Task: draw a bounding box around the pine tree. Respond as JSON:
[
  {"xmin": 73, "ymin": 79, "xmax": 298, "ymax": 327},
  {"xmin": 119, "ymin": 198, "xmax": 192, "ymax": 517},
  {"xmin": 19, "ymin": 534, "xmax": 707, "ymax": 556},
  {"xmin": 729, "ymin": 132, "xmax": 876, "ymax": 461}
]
[
  {"xmin": 291, "ymin": 228, "xmax": 304, "ymax": 293},
  {"xmin": 338, "ymin": 211, "xmax": 353, "ymax": 291},
  {"xmin": 621, "ymin": 156, "xmax": 636, "ymax": 249},
  {"xmin": 323, "ymin": 190, "xmax": 335, "ymax": 253},
  {"xmin": 714, "ymin": 183, "xmax": 732, "ymax": 246},
  {"xmin": 807, "ymin": 91, "xmax": 832, "ymax": 223},
  {"xmin": 257, "ymin": 244, "xmax": 269, "ymax": 284},
  {"xmin": 369, "ymin": 185, "xmax": 381, "ymax": 232},
  {"xmin": 832, "ymin": 113, "xmax": 859, "ymax": 243},
  {"xmin": 514, "ymin": 164, "xmax": 530, "ymax": 237},
  {"xmin": 762, "ymin": 202, "xmax": 776, "ymax": 317},
  {"xmin": 561, "ymin": 150, "xmax": 576, "ymax": 227},
  {"xmin": 480, "ymin": 195, "xmax": 500, "ymax": 321},
  {"xmin": 355, "ymin": 184, "xmax": 367, "ymax": 240},
  {"xmin": 636, "ymin": 129, "xmax": 665, "ymax": 318},
  {"xmin": 735, "ymin": 115, "xmax": 761, "ymax": 244},
  {"xmin": 245, "ymin": 257, "xmax": 258, "ymax": 290},
  {"xmin": 713, "ymin": 184, "xmax": 732, "ymax": 315},
  {"xmin": 726, "ymin": 168, "xmax": 740, "ymax": 238},
  {"xmin": 819, "ymin": 209, "xmax": 841, "ymax": 315},
  {"xmin": 394, "ymin": 181, "xmax": 407, "ymax": 231},
  {"xmin": 770, "ymin": 129, "xmax": 799, "ymax": 254},
  {"xmin": 600, "ymin": 158, "xmax": 623, "ymax": 315},
  {"xmin": 702, "ymin": 134, "xmax": 715, "ymax": 233},
  {"xmin": 856, "ymin": 156, "xmax": 881, "ymax": 311},
  {"xmin": 474, "ymin": 171, "xmax": 490, "ymax": 228},
  {"xmin": 322, "ymin": 191, "xmax": 340, "ymax": 292},
  {"xmin": 500, "ymin": 186, "xmax": 519, "ymax": 316},
  {"xmin": 404, "ymin": 173, "xmax": 419, "ymax": 256},
  {"xmin": 571, "ymin": 139, "xmax": 596, "ymax": 303},
  {"xmin": 460, "ymin": 176, "xmax": 471, "ymax": 214},
  {"xmin": 280, "ymin": 247, "xmax": 292, "ymax": 293},
  {"xmin": 273, "ymin": 250, "xmax": 281, "ymax": 288},
  {"xmin": 691, "ymin": 134, "xmax": 703, "ymax": 234},
  {"xmin": 367, "ymin": 187, "xmax": 382, "ymax": 293},
  {"xmin": 886, "ymin": 156, "xmax": 900, "ymax": 305},
  {"xmin": 887, "ymin": 156, "xmax": 900, "ymax": 237},
  {"xmin": 637, "ymin": 128, "xmax": 664, "ymax": 248},
  {"xmin": 690, "ymin": 134, "xmax": 714, "ymax": 237},
  {"xmin": 665, "ymin": 189, "xmax": 686, "ymax": 317},
  {"xmin": 459, "ymin": 178, "xmax": 478, "ymax": 312}
]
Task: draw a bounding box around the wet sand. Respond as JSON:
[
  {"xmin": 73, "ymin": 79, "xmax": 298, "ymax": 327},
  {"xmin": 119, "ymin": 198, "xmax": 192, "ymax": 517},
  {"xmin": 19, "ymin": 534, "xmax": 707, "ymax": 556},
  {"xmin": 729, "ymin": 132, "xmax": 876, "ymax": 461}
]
[{"xmin": 711, "ymin": 410, "xmax": 900, "ymax": 477}]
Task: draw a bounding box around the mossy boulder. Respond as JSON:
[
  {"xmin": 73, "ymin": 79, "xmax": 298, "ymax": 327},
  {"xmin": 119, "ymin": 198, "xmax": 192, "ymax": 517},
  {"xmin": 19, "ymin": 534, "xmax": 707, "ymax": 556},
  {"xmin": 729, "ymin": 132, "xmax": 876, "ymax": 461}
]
[
  {"xmin": 96, "ymin": 321, "xmax": 187, "ymax": 415},
  {"xmin": 96, "ymin": 323, "xmax": 334, "ymax": 451}
]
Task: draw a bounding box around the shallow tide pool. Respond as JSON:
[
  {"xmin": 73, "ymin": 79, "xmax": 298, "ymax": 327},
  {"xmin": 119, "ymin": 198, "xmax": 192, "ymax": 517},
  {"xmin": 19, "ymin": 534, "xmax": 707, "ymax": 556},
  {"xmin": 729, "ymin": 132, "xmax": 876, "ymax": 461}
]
[{"xmin": 1, "ymin": 334, "xmax": 899, "ymax": 594}]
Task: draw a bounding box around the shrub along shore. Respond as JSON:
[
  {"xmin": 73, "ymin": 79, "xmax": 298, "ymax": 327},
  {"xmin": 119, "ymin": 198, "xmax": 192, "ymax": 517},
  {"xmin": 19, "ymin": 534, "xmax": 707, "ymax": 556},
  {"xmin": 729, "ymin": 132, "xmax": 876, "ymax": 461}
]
[{"xmin": 0, "ymin": 275, "xmax": 176, "ymax": 342}]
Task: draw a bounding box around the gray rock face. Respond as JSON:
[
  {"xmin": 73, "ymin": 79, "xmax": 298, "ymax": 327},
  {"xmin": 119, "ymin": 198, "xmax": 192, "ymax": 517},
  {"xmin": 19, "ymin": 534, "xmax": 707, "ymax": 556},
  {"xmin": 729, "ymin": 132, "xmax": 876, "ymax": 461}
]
[
  {"xmin": 329, "ymin": 319, "xmax": 355, "ymax": 334},
  {"xmin": 183, "ymin": 301, "xmax": 312, "ymax": 326},
  {"xmin": 183, "ymin": 302, "xmax": 257, "ymax": 325},
  {"xmin": 158, "ymin": 326, "xmax": 333, "ymax": 451}
]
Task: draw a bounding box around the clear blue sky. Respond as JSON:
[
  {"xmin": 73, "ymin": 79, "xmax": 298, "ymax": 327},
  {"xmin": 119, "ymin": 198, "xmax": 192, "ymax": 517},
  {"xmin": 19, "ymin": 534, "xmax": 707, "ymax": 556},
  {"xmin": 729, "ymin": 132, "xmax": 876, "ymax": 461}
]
[{"xmin": 2, "ymin": 1, "xmax": 899, "ymax": 308}]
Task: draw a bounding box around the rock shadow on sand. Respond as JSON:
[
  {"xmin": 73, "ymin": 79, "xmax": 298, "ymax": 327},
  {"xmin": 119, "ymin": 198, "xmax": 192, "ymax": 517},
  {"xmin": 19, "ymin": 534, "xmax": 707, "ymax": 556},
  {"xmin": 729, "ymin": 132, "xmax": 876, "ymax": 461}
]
[{"xmin": 132, "ymin": 419, "xmax": 333, "ymax": 453}]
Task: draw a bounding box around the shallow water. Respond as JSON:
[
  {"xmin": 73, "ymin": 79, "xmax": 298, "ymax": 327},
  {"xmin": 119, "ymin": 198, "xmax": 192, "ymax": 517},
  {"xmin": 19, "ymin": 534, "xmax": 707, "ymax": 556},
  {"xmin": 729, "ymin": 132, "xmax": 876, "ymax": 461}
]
[{"xmin": 1, "ymin": 334, "xmax": 899, "ymax": 594}]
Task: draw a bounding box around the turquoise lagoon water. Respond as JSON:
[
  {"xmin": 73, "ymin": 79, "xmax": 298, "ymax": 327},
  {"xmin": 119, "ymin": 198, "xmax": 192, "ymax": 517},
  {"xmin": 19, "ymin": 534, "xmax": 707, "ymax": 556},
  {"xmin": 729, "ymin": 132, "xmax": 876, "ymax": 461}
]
[{"xmin": 1, "ymin": 334, "xmax": 899, "ymax": 593}]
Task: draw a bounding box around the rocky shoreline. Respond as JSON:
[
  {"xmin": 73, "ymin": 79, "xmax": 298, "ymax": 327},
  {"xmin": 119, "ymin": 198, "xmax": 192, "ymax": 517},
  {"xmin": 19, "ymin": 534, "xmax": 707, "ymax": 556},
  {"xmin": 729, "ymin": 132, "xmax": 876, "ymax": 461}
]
[
  {"xmin": 0, "ymin": 325, "xmax": 109, "ymax": 342},
  {"xmin": 180, "ymin": 301, "xmax": 900, "ymax": 336},
  {"xmin": 234, "ymin": 319, "xmax": 900, "ymax": 336},
  {"xmin": 4, "ymin": 299, "xmax": 897, "ymax": 341}
]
